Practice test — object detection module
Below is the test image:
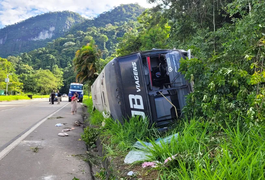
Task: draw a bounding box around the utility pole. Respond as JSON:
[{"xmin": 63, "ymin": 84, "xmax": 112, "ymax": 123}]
[{"xmin": 5, "ymin": 73, "xmax": 12, "ymax": 96}]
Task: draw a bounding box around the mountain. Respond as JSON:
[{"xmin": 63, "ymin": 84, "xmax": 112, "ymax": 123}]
[
  {"xmin": 0, "ymin": 11, "xmax": 85, "ymax": 58},
  {"xmin": 68, "ymin": 4, "xmax": 145, "ymax": 33},
  {"xmin": 5, "ymin": 4, "xmax": 146, "ymax": 93}
]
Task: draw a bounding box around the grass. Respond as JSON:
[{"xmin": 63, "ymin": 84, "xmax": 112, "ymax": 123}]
[
  {"xmin": 0, "ymin": 94, "xmax": 50, "ymax": 101},
  {"xmin": 155, "ymin": 120, "xmax": 265, "ymax": 180},
  {"xmin": 102, "ymin": 116, "xmax": 159, "ymax": 151},
  {"xmin": 83, "ymin": 96, "xmax": 159, "ymax": 151},
  {"xmin": 83, "ymin": 96, "xmax": 265, "ymax": 179},
  {"xmin": 0, "ymin": 95, "xmax": 31, "ymax": 101},
  {"xmin": 31, "ymin": 94, "xmax": 49, "ymax": 98}
]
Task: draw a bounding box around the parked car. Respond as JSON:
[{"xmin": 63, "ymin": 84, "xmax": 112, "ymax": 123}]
[{"xmin": 62, "ymin": 93, "xmax": 67, "ymax": 97}]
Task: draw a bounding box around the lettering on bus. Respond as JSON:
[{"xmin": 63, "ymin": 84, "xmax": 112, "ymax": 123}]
[{"xmin": 129, "ymin": 62, "xmax": 145, "ymax": 119}]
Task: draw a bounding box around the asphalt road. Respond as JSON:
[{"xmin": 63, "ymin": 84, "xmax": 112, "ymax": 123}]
[
  {"xmin": 0, "ymin": 97, "xmax": 92, "ymax": 180},
  {"xmin": 0, "ymin": 98, "xmax": 65, "ymax": 149}
]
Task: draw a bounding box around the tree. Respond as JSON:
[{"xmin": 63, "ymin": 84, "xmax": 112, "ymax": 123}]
[
  {"xmin": 52, "ymin": 65, "xmax": 64, "ymax": 90},
  {"xmin": 73, "ymin": 40, "xmax": 101, "ymax": 86},
  {"xmin": 61, "ymin": 63, "xmax": 76, "ymax": 93},
  {"xmin": 32, "ymin": 69, "xmax": 58, "ymax": 94},
  {"xmin": 117, "ymin": 9, "xmax": 171, "ymax": 55},
  {"xmin": 0, "ymin": 57, "xmax": 23, "ymax": 93},
  {"xmin": 99, "ymin": 34, "xmax": 109, "ymax": 49}
]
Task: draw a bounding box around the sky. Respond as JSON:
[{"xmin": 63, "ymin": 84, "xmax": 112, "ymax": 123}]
[{"xmin": 0, "ymin": 0, "xmax": 155, "ymax": 29}]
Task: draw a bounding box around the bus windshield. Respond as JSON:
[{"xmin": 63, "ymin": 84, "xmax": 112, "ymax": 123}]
[{"xmin": 70, "ymin": 85, "xmax": 83, "ymax": 90}]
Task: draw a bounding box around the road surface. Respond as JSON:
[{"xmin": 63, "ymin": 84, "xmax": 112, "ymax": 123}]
[
  {"xmin": 0, "ymin": 98, "xmax": 65, "ymax": 149},
  {"xmin": 0, "ymin": 98, "xmax": 92, "ymax": 180}
]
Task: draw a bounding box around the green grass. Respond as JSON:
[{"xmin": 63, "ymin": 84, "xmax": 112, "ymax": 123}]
[
  {"xmin": 101, "ymin": 116, "xmax": 159, "ymax": 151},
  {"xmin": 83, "ymin": 96, "xmax": 94, "ymax": 114},
  {"xmin": 32, "ymin": 95, "xmax": 49, "ymax": 98},
  {"xmin": 83, "ymin": 95, "xmax": 89, "ymax": 100},
  {"xmin": 0, "ymin": 95, "xmax": 31, "ymax": 101},
  {"xmin": 0, "ymin": 94, "xmax": 49, "ymax": 101},
  {"xmin": 83, "ymin": 96, "xmax": 159, "ymax": 151},
  {"xmin": 83, "ymin": 95, "xmax": 265, "ymax": 179},
  {"xmin": 150, "ymin": 120, "xmax": 265, "ymax": 180}
]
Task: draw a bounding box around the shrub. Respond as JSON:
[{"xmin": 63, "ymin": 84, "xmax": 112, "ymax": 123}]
[{"xmin": 81, "ymin": 126, "xmax": 99, "ymax": 148}]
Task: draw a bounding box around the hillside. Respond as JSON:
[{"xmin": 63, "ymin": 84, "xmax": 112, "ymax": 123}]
[
  {"xmin": 3, "ymin": 3, "xmax": 146, "ymax": 93},
  {"xmin": 68, "ymin": 4, "xmax": 145, "ymax": 33},
  {"xmin": 0, "ymin": 11, "xmax": 85, "ymax": 58}
]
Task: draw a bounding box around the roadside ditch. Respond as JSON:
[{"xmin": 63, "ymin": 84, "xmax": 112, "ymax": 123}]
[{"xmin": 81, "ymin": 104, "xmax": 160, "ymax": 180}]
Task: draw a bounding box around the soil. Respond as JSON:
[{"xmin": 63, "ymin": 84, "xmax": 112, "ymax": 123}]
[{"xmin": 85, "ymin": 144, "xmax": 160, "ymax": 180}]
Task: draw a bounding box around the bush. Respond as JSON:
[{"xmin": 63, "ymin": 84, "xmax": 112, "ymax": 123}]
[{"xmin": 81, "ymin": 126, "xmax": 99, "ymax": 148}]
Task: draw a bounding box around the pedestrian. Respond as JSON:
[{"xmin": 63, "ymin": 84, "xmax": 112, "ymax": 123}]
[
  {"xmin": 74, "ymin": 92, "xmax": 79, "ymax": 99},
  {"xmin": 71, "ymin": 93, "xmax": 78, "ymax": 115},
  {"xmin": 57, "ymin": 90, "xmax": 62, "ymax": 104},
  {"xmin": 51, "ymin": 90, "xmax": 55, "ymax": 104}
]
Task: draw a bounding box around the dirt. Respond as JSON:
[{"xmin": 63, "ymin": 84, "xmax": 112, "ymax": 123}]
[{"xmin": 111, "ymin": 155, "xmax": 160, "ymax": 180}]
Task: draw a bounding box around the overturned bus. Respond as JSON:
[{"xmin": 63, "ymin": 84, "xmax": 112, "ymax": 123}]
[{"xmin": 91, "ymin": 49, "xmax": 193, "ymax": 127}]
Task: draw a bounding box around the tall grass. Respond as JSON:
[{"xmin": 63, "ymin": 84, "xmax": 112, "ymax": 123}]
[
  {"xmin": 83, "ymin": 95, "xmax": 159, "ymax": 152},
  {"xmin": 143, "ymin": 120, "xmax": 265, "ymax": 180},
  {"xmin": 102, "ymin": 116, "xmax": 159, "ymax": 151},
  {"xmin": 142, "ymin": 120, "xmax": 214, "ymax": 168},
  {"xmin": 83, "ymin": 96, "xmax": 94, "ymax": 114},
  {"xmin": 83, "ymin": 95, "xmax": 265, "ymax": 179}
]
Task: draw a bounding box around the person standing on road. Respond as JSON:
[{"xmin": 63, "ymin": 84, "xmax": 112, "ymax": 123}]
[
  {"xmin": 74, "ymin": 92, "xmax": 79, "ymax": 99},
  {"xmin": 71, "ymin": 93, "xmax": 78, "ymax": 115},
  {"xmin": 57, "ymin": 90, "xmax": 62, "ymax": 104},
  {"xmin": 51, "ymin": 90, "xmax": 56, "ymax": 105}
]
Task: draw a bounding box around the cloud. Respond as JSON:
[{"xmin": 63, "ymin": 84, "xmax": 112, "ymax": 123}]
[{"xmin": 0, "ymin": 0, "xmax": 155, "ymax": 28}]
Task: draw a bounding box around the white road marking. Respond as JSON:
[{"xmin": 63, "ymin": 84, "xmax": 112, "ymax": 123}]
[{"xmin": 0, "ymin": 103, "xmax": 69, "ymax": 161}]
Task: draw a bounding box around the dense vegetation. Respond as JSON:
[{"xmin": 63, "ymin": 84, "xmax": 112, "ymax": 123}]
[
  {"xmin": 0, "ymin": 4, "xmax": 145, "ymax": 94},
  {"xmin": 76, "ymin": 0, "xmax": 265, "ymax": 179}
]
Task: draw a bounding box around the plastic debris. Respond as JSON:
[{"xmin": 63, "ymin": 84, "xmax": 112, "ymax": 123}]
[
  {"xmin": 102, "ymin": 120, "xmax": 106, "ymax": 127},
  {"xmin": 124, "ymin": 133, "xmax": 179, "ymax": 164},
  {"xmin": 133, "ymin": 133, "xmax": 178, "ymax": 150},
  {"xmin": 142, "ymin": 161, "xmax": 158, "ymax": 168},
  {"xmin": 124, "ymin": 150, "xmax": 152, "ymax": 164},
  {"xmin": 164, "ymin": 154, "xmax": 178, "ymax": 164},
  {"xmin": 127, "ymin": 171, "xmax": 134, "ymax": 176},
  {"xmin": 58, "ymin": 132, "xmax": 69, "ymax": 137},
  {"xmin": 62, "ymin": 129, "xmax": 71, "ymax": 132},
  {"xmin": 55, "ymin": 123, "xmax": 63, "ymax": 127}
]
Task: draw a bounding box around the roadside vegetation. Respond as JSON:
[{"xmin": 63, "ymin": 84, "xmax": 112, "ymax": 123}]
[
  {"xmin": 0, "ymin": 94, "xmax": 49, "ymax": 101},
  {"xmin": 78, "ymin": 1, "xmax": 265, "ymax": 179},
  {"xmin": 82, "ymin": 97, "xmax": 265, "ymax": 179},
  {"xmin": 0, "ymin": 95, "xmax": 31, "ymax": 101}
]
